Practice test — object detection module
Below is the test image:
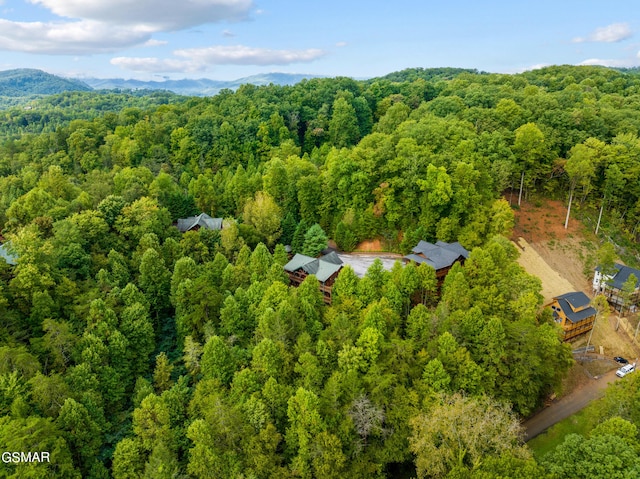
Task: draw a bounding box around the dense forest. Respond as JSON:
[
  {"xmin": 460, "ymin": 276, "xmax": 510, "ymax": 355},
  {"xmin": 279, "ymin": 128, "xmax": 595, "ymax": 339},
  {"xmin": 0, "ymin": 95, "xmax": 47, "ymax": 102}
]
[{"xmin": 0, "ymin": 65, "xmax": 640, "ymax": 478}]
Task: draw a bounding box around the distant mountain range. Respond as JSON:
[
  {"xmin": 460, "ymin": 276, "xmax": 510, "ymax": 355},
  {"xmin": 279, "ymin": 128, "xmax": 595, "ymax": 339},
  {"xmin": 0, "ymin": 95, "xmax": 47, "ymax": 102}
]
[
  {"xmin": 81, "ymin": 73, "xmax": 325, "ymax": 96},
  {"xmin": 0, "ymin": 69, "xmax": 326, "ymax": 105}
]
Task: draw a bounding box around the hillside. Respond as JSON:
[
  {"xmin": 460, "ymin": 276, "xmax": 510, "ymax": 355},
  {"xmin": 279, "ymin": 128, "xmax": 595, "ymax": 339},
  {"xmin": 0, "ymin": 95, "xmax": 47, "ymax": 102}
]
[
  {"xmin": 0, "ymin": 69, "xmax": 92, "ymax": 96},
  {"xmin": 0, "ymin": 68, "xmax": 92, "ymax": 108}
]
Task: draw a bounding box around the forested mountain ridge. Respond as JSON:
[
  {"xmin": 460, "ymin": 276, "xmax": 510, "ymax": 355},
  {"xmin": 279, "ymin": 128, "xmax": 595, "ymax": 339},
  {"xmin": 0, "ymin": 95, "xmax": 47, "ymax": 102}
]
[
  {"xmin": 0, "ymin": 69, "xmax": 92, "ymax": 109},
  {"xmin": 0, "ymin": 65, "xmax": 639, "ymax": 477},
  {"xmin": 0, "ymin": 68, "xmax": 325, "ymax": 103},
  {"xmin": 0, "ymin": 69, "xmax": 91, "ymax": 97}
]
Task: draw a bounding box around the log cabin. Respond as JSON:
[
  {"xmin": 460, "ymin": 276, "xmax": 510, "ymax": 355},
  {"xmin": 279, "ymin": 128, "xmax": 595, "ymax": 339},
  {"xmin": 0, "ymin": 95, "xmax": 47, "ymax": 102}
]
[
  {"xmin": 284, "ymin": 251, "xmax": 343, "ymax": 304},
  {"xmin": 403, "ymin": 240, "xmax": 469, "ymax": 287},
  {"xmin": 547, "ymin": 292, "xmax": 597, "ymax": 341}
]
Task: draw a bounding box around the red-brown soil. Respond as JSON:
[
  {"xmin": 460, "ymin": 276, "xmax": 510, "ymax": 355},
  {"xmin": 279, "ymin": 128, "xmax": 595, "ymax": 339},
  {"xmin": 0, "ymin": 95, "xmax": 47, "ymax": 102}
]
[
  {"xmin": 511, "ymin": 196, "xmax": 582, "ymax": 243},
  {"xmin": 354, "ymin": 239, "xmax": 385, "ymax": 252}
]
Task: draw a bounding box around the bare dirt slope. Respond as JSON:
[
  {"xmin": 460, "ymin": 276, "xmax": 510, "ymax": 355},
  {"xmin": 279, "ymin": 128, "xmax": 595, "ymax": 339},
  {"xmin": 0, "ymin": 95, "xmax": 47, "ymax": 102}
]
[
  {"xmin": 510, "ymin": 196, "xmax": 639, "ymax": 362},
  {"xmin": 513, "ymin": 237, "xmax": 576, "ymax": 303},
  {"xmin": 532, "ymin": 238, "xmax": 592, "ymax": 294},
  {"xmin": 511, "ymin": 196, "xmax": 592, "ymax": 299}
]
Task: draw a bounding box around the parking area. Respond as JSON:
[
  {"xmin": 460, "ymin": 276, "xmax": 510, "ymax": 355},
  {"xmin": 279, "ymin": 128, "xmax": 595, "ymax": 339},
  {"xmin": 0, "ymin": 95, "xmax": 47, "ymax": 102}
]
[{"xmin": 337, "ymin": 253, "xmax": 403, "ymax": 277}]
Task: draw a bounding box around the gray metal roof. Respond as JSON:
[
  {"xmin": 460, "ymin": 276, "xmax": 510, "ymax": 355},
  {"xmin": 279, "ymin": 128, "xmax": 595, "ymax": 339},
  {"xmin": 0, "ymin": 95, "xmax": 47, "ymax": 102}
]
[
  {"xmin": 436, "ymin": 241, "xmax": 470, "ymax": 259},
  {"xmin": 176, "ymin": 213, "xmax": 223, "ymax": 232},
  {"xmin": 555, "ymin": 293, "xmax": 596, "ymax": 324},
  {"xmin": 608, "ymin": 263, "xmax": 640, "ymax": 290},
  {"xmin": 404, "ymin": 253, "xmax": 436, "ymax": 268},
  {"xmin": 555, "ymin": 291, "xmax": 591, "ymax": 310},
  {"xmin": 0, "ymin": 243, "xmax": 17, "ymax": 266},
  {"xmin": 319, "ymin": 251, "xmax": 343, "ymax": 265},
  {"xmin": 406, "ymin": 240, "xmax": 468, "ymax": 270}
]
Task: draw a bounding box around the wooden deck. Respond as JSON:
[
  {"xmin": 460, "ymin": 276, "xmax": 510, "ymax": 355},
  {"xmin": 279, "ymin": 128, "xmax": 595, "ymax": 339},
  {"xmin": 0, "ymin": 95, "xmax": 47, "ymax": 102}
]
[
  {"xmin": 287, "ymin": 271, "xmax": 334, "ymax": 305},
  {"xmin": 562, "ymin": 318, "xmax": 595, "ymax": 341}
]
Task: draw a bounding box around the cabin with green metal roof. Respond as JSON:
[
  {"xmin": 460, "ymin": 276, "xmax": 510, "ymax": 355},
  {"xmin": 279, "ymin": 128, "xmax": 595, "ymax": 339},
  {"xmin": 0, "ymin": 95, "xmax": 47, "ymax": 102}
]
[{"xmin": 284, "ymin": 252, "xmax": 343, "ymax": 304}]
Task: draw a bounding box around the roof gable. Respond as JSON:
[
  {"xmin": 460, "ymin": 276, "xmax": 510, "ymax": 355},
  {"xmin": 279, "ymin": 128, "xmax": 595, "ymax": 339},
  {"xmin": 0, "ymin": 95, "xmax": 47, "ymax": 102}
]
[
  {"xmin": 406, "ymin": 240, "xmax": 469, "ymax": 270},
  {"xmin": 556, "ymin": 297, "xmax": 596, "ymax": 323},
  {"xmin": 284, "ymin": 253, "xmax": 343, "ymax": 283},
  {"xmin": 176, "ymin": 213, "xmax": 223, "ymax": 232},
  {"xmin": 596, "ymin": 263, "xmax": 640, "ymax": 290},
  {"xmin": 284, "ymin": 253, "xmax": 316, "ymax": 272},
  {"xmin": 319, "ymin": 251, "xmax": 343, "ymax": 265},
  {"xmin": 555, "ymin": 291, "xmax": 591, "ymax": 311}
]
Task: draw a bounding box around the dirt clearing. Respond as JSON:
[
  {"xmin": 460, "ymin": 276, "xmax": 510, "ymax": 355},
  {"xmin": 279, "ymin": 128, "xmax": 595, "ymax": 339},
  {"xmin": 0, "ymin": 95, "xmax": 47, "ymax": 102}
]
[{"xmin": 513, "ymin": 237, "xmax": 576, "ymax": 303}]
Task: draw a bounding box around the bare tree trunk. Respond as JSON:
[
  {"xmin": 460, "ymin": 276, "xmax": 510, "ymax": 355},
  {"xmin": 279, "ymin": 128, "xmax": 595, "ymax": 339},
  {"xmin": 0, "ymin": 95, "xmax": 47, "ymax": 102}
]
[
  {"xmin": 564, "ymin": 188, "xmax": 574, "ymax": 229},
  {"xmin": 595, "ymin": 199, "xmax": 604, "ymax": 235},
  {"xmin": 518, "ymin": 171, "xmax": 524, "ymax": 206}
]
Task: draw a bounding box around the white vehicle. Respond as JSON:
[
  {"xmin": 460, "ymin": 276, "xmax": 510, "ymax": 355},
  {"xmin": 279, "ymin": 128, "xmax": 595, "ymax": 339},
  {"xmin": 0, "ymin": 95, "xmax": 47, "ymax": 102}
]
[{"xmin": 616, "ymin": 363, "xmax": 636, "ymax": 378}]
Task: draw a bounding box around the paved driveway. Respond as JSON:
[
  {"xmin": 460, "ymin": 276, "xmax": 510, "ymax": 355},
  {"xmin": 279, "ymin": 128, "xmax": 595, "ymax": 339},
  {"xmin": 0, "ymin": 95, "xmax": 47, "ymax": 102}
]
[
  {"xmin": 523, "ymin": 369, "xmax": 619, "ymax": 441},
  {"xmin": 337, "ymin": 253, "xmax": 402, "ymax": 277}
]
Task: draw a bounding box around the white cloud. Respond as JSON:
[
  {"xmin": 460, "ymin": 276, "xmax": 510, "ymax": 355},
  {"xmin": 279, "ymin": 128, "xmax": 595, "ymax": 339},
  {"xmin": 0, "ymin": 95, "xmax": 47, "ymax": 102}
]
[
  {"xmin": 0, "ymin": 0, "xmax": 254, "ymax": 55},
  {"xmin": 174, "ymin": 45, "xmax": 326, "ymax": 65},
  {"xmin": 144, "ymin": 39, "xmax": 168, "ymax": 47},
  {"xmin": 222, "ymin": 29, "xmax": 236, "ymax": 37},
  {"xmin": 573, "ymin": 23, "xmax": 632, "ymax": 43},
  {"xmin": 111, "ymin": 56, "xmax": 203, "ymax": 73},
  {"xmin": 579, "ymin": 58, "xmax": 637, "ymax": 67},
  {"xmin": 508, "ymin": 63, "xmax": 551, "ymax": 74},
  {"xmin": 0, "ymin": 19, "xmax": 150, "ymax": 54},
  {"xmin": 335, "ymin": 41, "xmax": 347, "ymax": 47},
  {"xmin": 112, "ymin": 44, "xmax": 327, "ymax": 73},
  {"xmin": 28, "ymin": 0, "xmax": 253, "ymax": 30}
]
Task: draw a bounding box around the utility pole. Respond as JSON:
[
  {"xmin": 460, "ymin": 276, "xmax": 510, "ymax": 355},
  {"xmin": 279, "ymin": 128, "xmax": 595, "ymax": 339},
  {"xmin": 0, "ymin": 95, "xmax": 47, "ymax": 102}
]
[
  {"xmin": 583, "ymin": 316, "xmax": 596, "ymax": 361},
  {"xmin": 586, "ymin": 295, "xmax": 608, "ymax": 360}
]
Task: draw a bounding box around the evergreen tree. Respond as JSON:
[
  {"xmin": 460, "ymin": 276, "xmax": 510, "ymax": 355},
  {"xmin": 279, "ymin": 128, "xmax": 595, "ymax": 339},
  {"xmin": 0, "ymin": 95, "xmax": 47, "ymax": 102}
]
[
  {"xmin": 280, "ymin": 211, "xmax": 297, "ymax": 246},
  {"xmin": 291, "ymin": 219, "xmax": 309, "ymax": 254},
  {"xmin": 301, "ymin": 224, "xmax": 328, "ymax": 257}
]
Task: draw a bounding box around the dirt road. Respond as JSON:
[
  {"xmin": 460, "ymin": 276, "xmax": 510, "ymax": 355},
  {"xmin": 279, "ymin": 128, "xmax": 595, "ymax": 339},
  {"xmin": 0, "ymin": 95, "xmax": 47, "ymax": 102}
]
[{"xmin": 523, "ymin": 369, "xmax": 619, "ymax": 441}]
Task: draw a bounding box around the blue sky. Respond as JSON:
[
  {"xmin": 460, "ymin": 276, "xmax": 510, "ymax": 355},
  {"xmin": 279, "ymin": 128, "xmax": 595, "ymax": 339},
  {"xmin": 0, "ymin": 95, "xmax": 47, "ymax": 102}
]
[{"xmin": 0, "ymin": 0, "xmax": 638, "ymax": 80}]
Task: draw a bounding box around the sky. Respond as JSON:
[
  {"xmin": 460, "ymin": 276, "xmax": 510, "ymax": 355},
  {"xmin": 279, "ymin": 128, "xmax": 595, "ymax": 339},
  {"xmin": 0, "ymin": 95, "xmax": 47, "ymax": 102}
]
[{"xmin": 0, "ymin": 0, "xmax": 639, "ymax": 81}]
